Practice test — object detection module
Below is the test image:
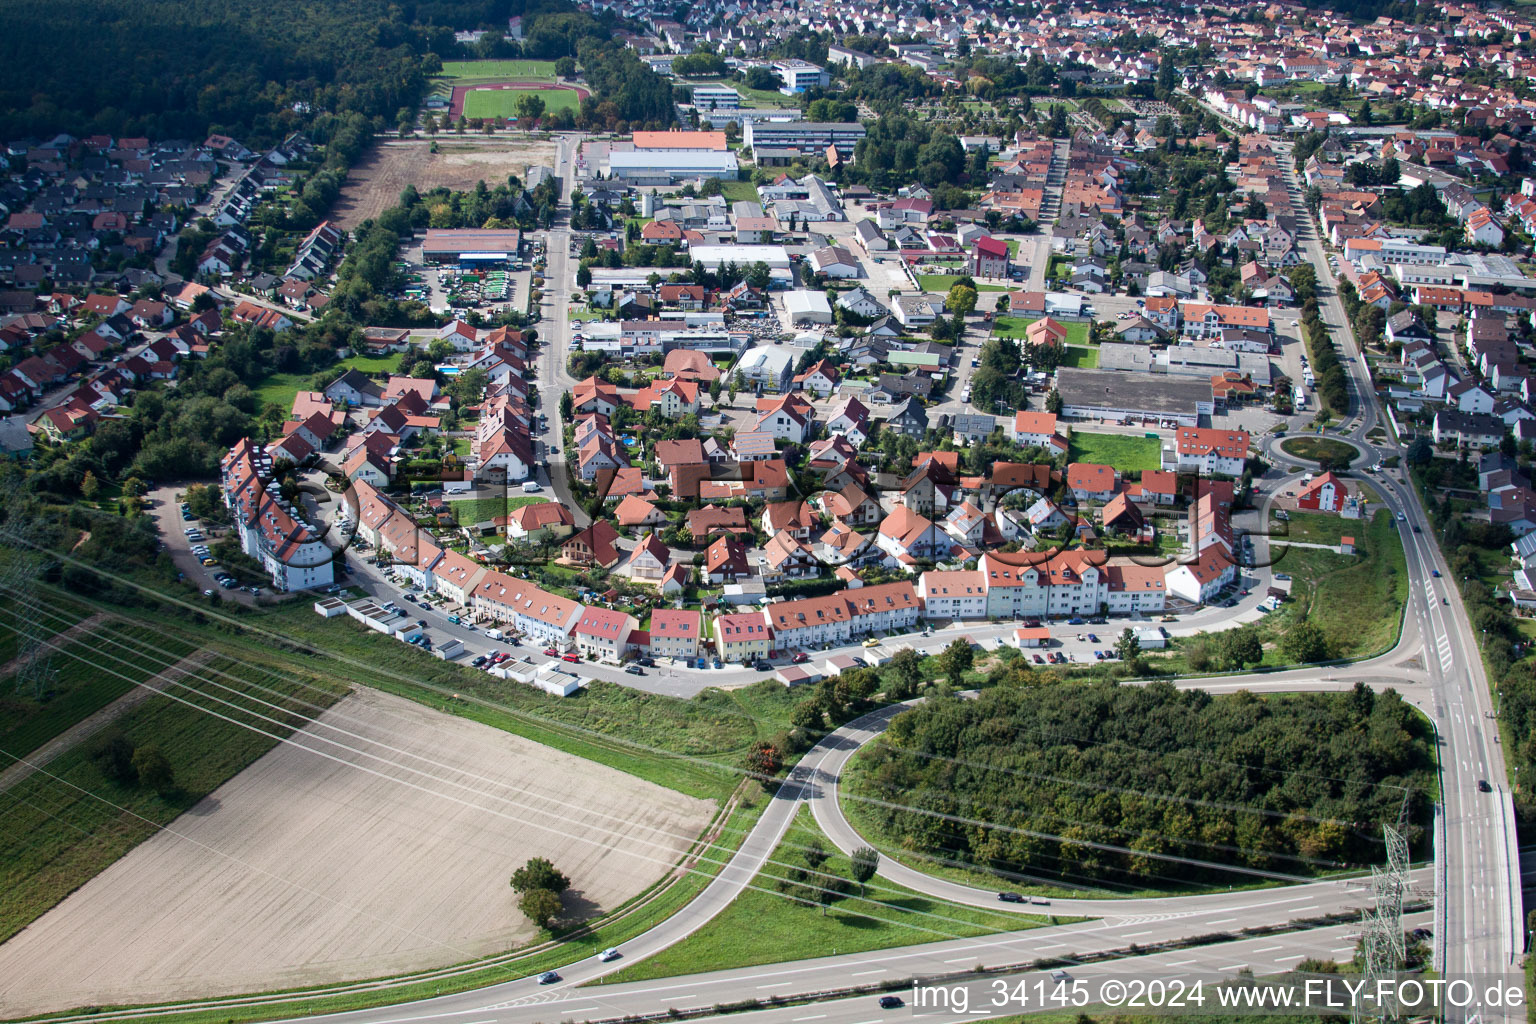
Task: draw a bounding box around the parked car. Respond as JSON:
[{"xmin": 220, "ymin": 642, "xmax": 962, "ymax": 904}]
[
  {"xmin": 544, "ymin": 647, "xmax": 559, "ymax": 656},
  {"xmin": 753, "ymin": 659, "xmax": 773, "ymax": 671},
  {"xmin": 791, "ymin": 652, "xmax": 809, "ymax": 663},
  {"xmin": 471, "ymin": 656, "xmax": 488, "ymax": 667},
  {"xmin": 625, "ymin": 664, "xmax": 645, "ymax": 675},
  {"xmin": 862, "ymin": 637, "xmax": 880, "ymax": 648},
  {"xmin": 561, "ymin": 652, "xmax": 581, "ymax": 663}
]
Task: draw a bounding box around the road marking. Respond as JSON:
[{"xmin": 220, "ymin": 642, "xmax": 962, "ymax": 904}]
[
  {"xmin": 757, "ymin": 983, "xmax": 780, "ymax": 989},
  {"xmin": 1167, "ymin": 959, "xmax": 1197, "ymax": 967},
  {"xmin": 559, "ymin": 1008, "xmax": 599, "ymax": 1014},
  {"xmin": 853, "ymin": 969, "xmax": 887, "ymax": 976},
  {"xmin": 1275, "ymin": 955, "xmax": 1305, "ymax": 963},
  {"xmin": 945, "ymin": 956, "xmax": 976, "ymax": 963},
  {"xmin": 1036, "ymin": 943, "xmax": 1065, "ymax": 950},
  {"xmin": 1207, "ymin": 918, "xmax": 1236, "ymax": 925},
  {"xmin": 794, "ymin": 1015, "xmax": 828, "ymax": 1021},
  {"xmin": 1332, "ymin": 946, "xmax": 1355, "ymax": 954},
  {"xmin": 1121, "ymin": 930, "xmax": 1153, "ymax": 938},
  {"xmin": 1253, "ymin": 945, "xmax": 1283, "ymax": 953},
  {"xmin": 1220, "ymin": 963, "xmax": 1248, "ymax": 971}
]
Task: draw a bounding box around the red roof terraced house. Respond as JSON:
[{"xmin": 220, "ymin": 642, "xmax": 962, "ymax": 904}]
[{"xmin": 1066, "ymin": 462, "xmax": 1118, "ymax": 503}]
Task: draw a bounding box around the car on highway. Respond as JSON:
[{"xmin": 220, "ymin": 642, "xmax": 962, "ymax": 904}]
[
  {"xmin": 1397, "ymin": 513, "xmax": 1406, "ymax": 521},
  {"xmin": 598, "ymin": 948, "xmax": 621, "ymax": 962},
  {"xmin": 997, "ymin": 892, "xmax": 1025, "ymax": 903},
  {"xmin": 538, "ymin": 971, "xmax": 561, "ymax": 984},
  {"xmin": 1051, "ymin": 970, "xmax": 1072, "ymax": 983},
  {"xmin": 1478, "ymin": 779, "xmax": 1492, "ymax": 792},
  {"xmin": 1432, "ymin": 570, "xmax": 1441, "ymax": 577},
  {"xmin": 878, "ymin": 996, "xmax": 904, "ymax": 1009}
]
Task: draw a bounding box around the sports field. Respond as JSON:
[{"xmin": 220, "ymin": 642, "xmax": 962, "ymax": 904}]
[
  {"xmin": 461, "ymin": 84, "xmax": 583, "ymax": 120},
  {"xmin": 439, "ymin": 60, "xmax": 559, "ymax": 83}
]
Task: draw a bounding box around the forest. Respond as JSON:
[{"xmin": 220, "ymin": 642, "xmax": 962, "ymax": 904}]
[{"xmin": 847, "ymin": 681, "xmax": 1434, "ymax": 891}]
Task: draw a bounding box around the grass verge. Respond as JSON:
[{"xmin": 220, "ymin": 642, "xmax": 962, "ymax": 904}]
[
  {"xmin": 1278, "ymin": 436, "xmax": 1357, "ymax": 464},
  {"xmin": 601, "ymin": 806, "xmax": 1049, "ymax": 983}
]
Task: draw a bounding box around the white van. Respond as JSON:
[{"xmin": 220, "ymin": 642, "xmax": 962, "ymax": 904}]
[{"xmin": 522, "ymin": 481, "xmax": 542, "ymax": 493}]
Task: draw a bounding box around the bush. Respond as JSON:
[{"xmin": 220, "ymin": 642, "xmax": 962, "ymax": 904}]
[{"xmin": 89, "ymin": 731, "xmax": 138, "ymax": 784}]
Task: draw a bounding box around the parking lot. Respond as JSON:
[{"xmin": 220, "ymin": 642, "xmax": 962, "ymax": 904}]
[{"xmin": 146, "ymin": 486, "xmax": 260, "ymax": 605}]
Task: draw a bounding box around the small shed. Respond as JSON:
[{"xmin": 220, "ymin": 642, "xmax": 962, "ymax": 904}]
[
  {"xmin": 1014, "ymin": 626, "xmax": 1052, "ymax": 648},
  {"xmin": 1340, "ymin": 535, "xmax": 1355, "ymax": 555},
  {"xmin": 1134, "ymin": 627, "xmax": 1167, "ymax": 650}
]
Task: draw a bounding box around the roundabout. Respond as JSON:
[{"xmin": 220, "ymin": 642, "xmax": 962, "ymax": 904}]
[{"xmin": 1276, "ymin": 434, "xmax": 1365, "ymax": 467}]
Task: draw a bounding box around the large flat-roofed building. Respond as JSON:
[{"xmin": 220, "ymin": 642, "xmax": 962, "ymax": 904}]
[
  {"xmin": 743, "ymin": 121, "xmax": 866, "ymax": 157},
  {"xmin": 605, "ymin": 150, "xmax": 739, "ymax": 185},
  {"xmin": 421, "ymin": 228, "xmax": 523, "ymax": 265},
  {"xmin": 687, "ymin": 244, "xmax": 792, "ymax": 271},
  {"xmin": 699, "ymin": 107, "xmax": 804, "ymax": 129},
  {"xmin": 1055, "ymin": 367, "xmax": 1215, "ymax": 426},
  {"xmin": 690, "ymin": 86, "xmax": 740, "ymax": 110},
  {"xmin": 773, "ymin": 59, "xmax": 828, "ymax": 94},
  {"xmin": 632, "ymin": 130, "xmax": 728, "ymax": 151}
]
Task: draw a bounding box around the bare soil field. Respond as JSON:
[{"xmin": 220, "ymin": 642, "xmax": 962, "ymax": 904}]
[
  {"xmin": 0, "ymin": 687, "xmax": 714, "ymax": 1016},
  {"xmin": 333, "ymin": 138, "xmax": 561, "ymax": 229}
]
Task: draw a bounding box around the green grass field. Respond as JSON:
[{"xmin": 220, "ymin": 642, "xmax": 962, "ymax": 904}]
[
  {"xmin": 1279, "ymin": 436, "xmax": 1358, "ymax": 465},
  {"xmin": 252, "ymin": 371, "xmax": 310, "ymax": 413},
  {"xmin": 716, "ymin": 179, "xmax": 759, "ymax": 203},
  {"xmin": 602, "ymin": 806, "xmax": 1045, "ymax": 982},
  {"xmin": 337, "ymin": 351, "xmax": 404, "ymax": 375},
  {"xmin": 994, "ymin": 316, "xmax": 1092, "ymax": 346},
  {"xmin": 1274, "ymin": 509, "xmax": 1407, "ymax": 660},
  {"xmin": 917, "ymin": 273, "xmax": 1007, "ymax": 293},
  {"xmin": 0, "ymin": 621, "xmax": 184, "ymax": 761},
  {"xmin": 1067, "ymin": 431, "xmax": 1161, "ymax": 472},
  {"xmin": 438, "ymin": 60, "xmax": 559, "ymax": 83},
  {"xmin": 1060, "ymin": 345, "xmax": 1098, "ymax": 368},
  {"xmin": 1273, "ymin": 509, "xmax": 1362, "ymax": 547},
  {"xmin": 462, "ymin": 85, "xmax": 582, "ymax": 120},
  {"xmin": 448, "ymin": 494, "xmax": 550, "ymax": 525}
]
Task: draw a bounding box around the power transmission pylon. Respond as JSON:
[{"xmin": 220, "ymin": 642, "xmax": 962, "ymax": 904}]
[{"xmin": 1354, "ymin": 822, "xmax": 1411, "ymax": 1024}]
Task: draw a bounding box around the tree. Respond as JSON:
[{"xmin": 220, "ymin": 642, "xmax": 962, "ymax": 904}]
[
  {"xmin": 803, "ymin": 837, "xmax": 829, "ymax": 872},
  {"xmin": 936, "ymin": 638, "xmax": 974, "ymax": 684},
  {"xmin": 131, "ymin": 745, "xmax": 175, "ymax": 794},
  {"xmin": 851, "ymin": 846, "xmax": 879, "ymax": 895},
  {"xmin": 1115, "ymin": 627, "xmax": 1141, "ymax": 664},
  {"xmin": 708, "ymin": 378, "xmax": 722, "ymax": 404},
  {"xmin": 559, "ymin": 391, "xmax": 574, "ymax": 422},
  {"xmin": 511, "ymin": 857, "xmax": 572, "ymax": 895},
  {"xmin": 1045, "ymin": 389, "xmax": 1064, "ymax": 415},
  {"xmin": 790, "ymin": 699, "xmax": 824, "ymax": 731},
  {"xmin": 1407, "ymin": 436, "xmax": 1433, "ymax": 466},
  {"xmin": 575, "ymin": 263, "xmax": 591, "ymax": 288},
  {"xmin": 1220, "ymin": 626, "xmax": 1263, "ymax": 670},
  {"xmin": 80, "ymin": 470, "xmax": 100, "ymax": 500},
  {"xmin": 746, "ymin": 740, "xmax": 782, "ymax": 776},
  {"xmin": 946, "ymin": 283, "xmax": 978, "ymax": 317},
  {"xmin": 886, "ymin": 648, "xmax": 924, "ymax": 699},
  {"xmin": 516, "ymin": 93, "xmax": 546, "ymax": 124},
  {"xmin": 90, "ymin": 731, "xmax": 137, "ymax": 784},
  {"xmin": 1281, "ymin": 621, "xmax": 1331, "ymax": 664},
  {"xmin": 518, "ymin": 887, "xmax": 563, "ymax": 929},
  {"xmin": 816, "ymin": 873, "xmax": 847, "ymax": 915}
]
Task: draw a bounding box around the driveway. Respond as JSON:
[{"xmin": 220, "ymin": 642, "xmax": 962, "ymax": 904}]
[{"xmin": 145, "ymin": 484, "xmax": 256, "ymax": 605}]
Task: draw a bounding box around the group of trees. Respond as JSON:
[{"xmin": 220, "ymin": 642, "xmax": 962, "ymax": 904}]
[
  {"xmin": 851, "ymin": 681, "xmax": 1435, "ymax": 888},
  {"xmin": 851, "ymin": 115, "xmax": 968, "ymax": 192},
  {"xmin": 89, "ymin": 730, "xmax": 175, "ymax": 794},
  {"xmin": 1300, "ymin": 299, "xmax": 1350, "ymax": 416},
  {"xmin": 510, "ymin": 856, "xmax": 570, "ymax": 929}
]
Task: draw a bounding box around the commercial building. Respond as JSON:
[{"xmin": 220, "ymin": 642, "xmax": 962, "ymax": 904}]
[
  {"xmin": 421, "ymin": 228, "xmax": 522, "ymax": 266},
  {"xmin": 690, "ymin": 85, "xmax": 740, "ymax": 110},
  {"xmin": 605, "ymin": 150, "xmax": 739, "ymax": 185},
  {"xmin": 632, "ymin": 130, "xmax": 727, "ymax": 151},
  {"xmin": 735, "ymin": 345, "xmax": 795, "ymax": 392},
  {"xmin": 785, "ymin": 289, "xmax": 833, "ymax": 324},
  {"xmin": 743, "ymin": 121, "xmax": 867, "ymax": 158},
  {"xmin": 1055, "ymin": 367, "xmax": 1215, "ymax": 426}
]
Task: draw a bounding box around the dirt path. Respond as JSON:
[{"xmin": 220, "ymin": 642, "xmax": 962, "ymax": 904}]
[
  {"xmin": 0, "ymin": 611, "xmax": 109, "ymax": 679},
  {"xmin": 0, "ymin": 650, "xmax": 216, "ymax": 797}
]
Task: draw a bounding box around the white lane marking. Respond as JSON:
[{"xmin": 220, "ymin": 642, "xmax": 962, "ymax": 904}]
[
  {"xmin": 794, "ymin": 1015, "xmax": 828, "ymax": 1021},
  {"xmin": 1207, "ymin": 918, "xmax": 1236, "ymax": 925},
  {"xmin": 1121, "ymin": 930, "xmax": 1153, "ymax": 938},
  {"xmin": 1167, "ymin": 959, "xmax": 1198, "ymax": 966},
  {"xmin": 758, "ymin": 983, "xmax": 780, "ymax": 989},
  {"xmin": 945, "ymin": 956, "xmax": 975, "ymax": 963},
  {"xmin": 1220, "ymin": 963, "xmax": 1249, "ymax": 971},
  {"xmin": 1036, "ymin": 943, "xmax": 1065, "ymax": 950},
  {"xmin": 1253, "ymin": 945, "xmax": 1284, "ymax": 953},
  {"xmin": 853, "ymin": 969, "xmax": 887, "ymax": 976}
]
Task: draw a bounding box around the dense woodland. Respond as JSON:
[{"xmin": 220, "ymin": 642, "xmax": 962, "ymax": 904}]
[{"xmin": 849, "ymin": 681, "xmax": 1434, "ymax": 890}]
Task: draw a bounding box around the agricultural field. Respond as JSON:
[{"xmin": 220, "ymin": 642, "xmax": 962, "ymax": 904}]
[
  {"xmin": 1066, "ymin": 431, "xmax": 1161, "ymax": 472},
  {"xmin": 461, "ymin": 84, "xmax": 583, "ymax": 120},
  {"xmin": 331, "ymin": 138, "xmax": 560, "ymax": 230},
  {"xmin": 0, "ymin": 687, "xmax": 714, "ymax": 1015}
]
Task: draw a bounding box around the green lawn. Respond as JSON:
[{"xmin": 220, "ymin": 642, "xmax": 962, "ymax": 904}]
[
  {"xmin": 337, "ymin": 351, "xmax": 404, "ymax": 374},
  {"xmin": 252, "ymin": 371, "xmax": 310, "ymax": 413},
  {"xmin": 601, "ymin": 806, "xmax": 1046, "ymax": 983},
  {"xmin": 916, "ymin": 273, "xmax": 1007, "ymax": 293},
  {"xmin": 994, "ymin": 316, "xmax": 1092, "ymax": 346},
  {"xmin": 0, "ymin": 641, "xmax": 345, "ymax": 944},
  {"xmin": 1272, "ymin": 509, "xmax": 1407, "ymax": 661},
  {"xmin": 715, "ymin": 179, "xmax": 759, "ymax": 203},
  {"xmin": 448, "ymin": 494, "xmax": 551, "ymax": 524},
  {"xmin": 1272, "ymin": 509, "xmax": 1362, "ymax": 547},
  {"xmin": 438, "ymin": 60, "xmax": 559, "ymax": 83},
  {"xmin": 1060, "ymin": 344, "xmax": 1097, "ymax": 369},
  {"xmin": 462, "ymin": 85, "xmax": 583, "ymax": 119},
  {"xmin": 1066, "ymin": 431, "xmax": 1161, "ymax": 472},
  {"xmin": 451, "ymin": 436, "xmax": 473, "ymax": 456},
  {"xmin": 1279, "ymin": 436, "xmax": 1359, "ymax": 465}
]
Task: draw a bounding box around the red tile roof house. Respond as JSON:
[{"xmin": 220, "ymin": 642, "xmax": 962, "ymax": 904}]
[
  {"xmin": 1066, "ymin": 462, "xmax": 1118, "ymax": 503},
  {"xmin": 648, "ymin": 608, "xmax": 703, "ymax": 660},
  {"xmin": 572, "ymin": 606, "xmax": 637, "ymax": 663}
]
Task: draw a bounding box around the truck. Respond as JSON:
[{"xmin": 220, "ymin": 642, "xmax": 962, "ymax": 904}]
[{"xmin": 1293, "ymin": 385, "xmax": 1308, "ymax": 409}]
